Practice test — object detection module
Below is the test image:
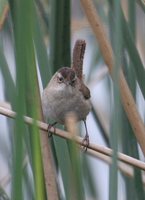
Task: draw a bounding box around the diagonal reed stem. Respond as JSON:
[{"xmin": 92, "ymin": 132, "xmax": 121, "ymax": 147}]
[{"xmin": 0, "ymin": 106, "xmax": 145, "ymax": 171}]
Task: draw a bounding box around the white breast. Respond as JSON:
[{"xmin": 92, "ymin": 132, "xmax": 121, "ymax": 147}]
[{"xmin": 42, "ymin": 84, "xmax": 91, "ymax": 124}]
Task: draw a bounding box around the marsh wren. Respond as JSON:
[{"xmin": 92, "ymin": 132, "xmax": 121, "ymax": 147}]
[{"xmin": 42, "ymin": 40, "xmax": 91, "ymax": 148}]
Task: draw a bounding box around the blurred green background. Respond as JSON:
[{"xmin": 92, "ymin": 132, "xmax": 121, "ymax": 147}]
[{"xmin": 0, "ymin": 0, "xmax": 145, "ymax": 199}]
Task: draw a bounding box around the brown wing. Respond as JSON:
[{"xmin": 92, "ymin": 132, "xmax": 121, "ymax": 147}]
[
  {"xmin": 72, "ymin": 40, "xmax": 86, "ymax": 80},
  {"xmin": 79, "ymin": 82, "xmax": 91, "ymax": 99}
]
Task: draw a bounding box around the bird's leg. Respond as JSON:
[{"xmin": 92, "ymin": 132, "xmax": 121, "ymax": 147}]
[
  {"xmin": 47, "ymin": 122, "xmax": 57, "ymax": 137},
  {"xmin": 82, "ymin": 120, "xmax": 89, "ymax": 151}
]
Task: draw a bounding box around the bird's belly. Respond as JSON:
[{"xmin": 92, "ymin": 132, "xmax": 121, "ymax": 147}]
[{"xmin": 42, "ymin": 92, "xmax": 91, "ymax": 124}]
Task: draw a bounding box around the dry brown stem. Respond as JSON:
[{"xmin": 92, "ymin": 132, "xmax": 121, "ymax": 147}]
[
  {"xmin": 40, "ymin": 125, "xmax": 59, "ymax": 199},
  {"xmin": 0, "ymin": 4, "xmax": 9, "ymax": 31},
  {"xmin": 0, "ymin": 106, "xmax": 145, "ymax": 171},
  {"xmin": 80, "ymin": 0, "xmax": 145, "ymax": 156}
]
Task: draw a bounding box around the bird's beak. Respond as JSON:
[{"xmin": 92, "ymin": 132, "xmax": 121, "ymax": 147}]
[
  {"xmin": 64, "ymin": 81, "xmax": 70, "ymax": 86},
  {"xmin": 63, "ymin": 78, "xmax": 71, "ymax": 86}
]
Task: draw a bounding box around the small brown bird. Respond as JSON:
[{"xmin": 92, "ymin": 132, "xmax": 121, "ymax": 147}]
[{"xmin": 42, "ymin": 40, "xmax": 91, "ymax": 148}]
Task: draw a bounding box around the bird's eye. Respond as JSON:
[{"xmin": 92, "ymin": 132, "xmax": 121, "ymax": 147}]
[{"xmin": 57, "ymin": 76, "xmax": 64, "ymax": 83}]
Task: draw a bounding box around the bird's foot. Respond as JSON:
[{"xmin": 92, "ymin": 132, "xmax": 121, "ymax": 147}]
[
  {"xmin": 82, "ymin": 134, "xmax": 89, "ymax": 151},
  {"xmin": 47, "ymin": 122, "xmax": 57, "ymax": 137}
]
